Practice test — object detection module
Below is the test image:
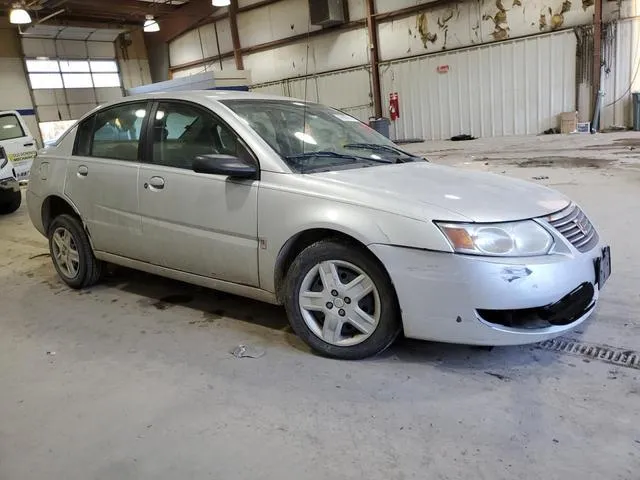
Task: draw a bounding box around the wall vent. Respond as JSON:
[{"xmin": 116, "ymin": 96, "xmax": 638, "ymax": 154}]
[{"xmin": 308, "ymin": 0, "xmax": 347, "ymax": 27}]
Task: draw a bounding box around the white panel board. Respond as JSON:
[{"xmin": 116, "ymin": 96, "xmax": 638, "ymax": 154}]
[
  {"xmin": 96, "ymin": 87, "xmax": 124, "ymax": 103},
  {"xmin": 347, "ymin": 0, "xmax": 366, "ymax": 21},
  {"xmin": 252, "ymin": 67, "xmax": 373, "ymax": 122},
  {"xmin": 377, "ymin": 0, "xmax": 592, "ymax": 62},
  {"xmin": 37, "ymin": 104, "xmax": 71, "ymax": 122},
  {"xmin": 65, "ymin": 88, "xmax": 96, "ymax": 104},
  {"xmin": 172, "ymin": 57, "xmax": 237, "ymax": 78},
  {"xmin": 601, "ymin": 17, "xmax": 640, "ymax": 128},
  {"xmin": 198, "ymin": 19, "xmax": 233, "ymax": 59},
  {"xmin": 243, "ymin": 27, "xmax": 368, "ymax": 84},
  {"xmin": 55, "ymin": 40, "xmax": 88, "ymax": 58},
  {"xmin": 0, "ymin": 58, "xmax": 34, "ymax": 111},
  {"xmin": 120, "ymin": 59, "xmax": 152, "ymax": 90},
  {"xmin": 87, "ymin": 42, "xmax": 116, "ymax": 58},
  {"xmin": 380, "ymin": 30, "xmax": 576, "ymax": 140},
  {"xmin": 32, "ymin": 89, "xmax": 67, "ymax": 106},
  {"xmin": 22, "ymin": 38, "xmax": 57, "ymax": 57},
  {"xmin": 251, "ymin": 82, "xmax": 287, "ymax": 96},
  {"xmin": 238, "ymin": 0, "xmax": 320, "ymax": 48},
  {"xmin": 169, "ymin": 29, "xmax": 202, "ymax": 66}
]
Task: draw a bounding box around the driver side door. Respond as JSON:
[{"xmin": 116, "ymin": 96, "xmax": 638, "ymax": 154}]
[{"xmin": 137, "ymin": 100, "xmax": 259, "ymax": 287}]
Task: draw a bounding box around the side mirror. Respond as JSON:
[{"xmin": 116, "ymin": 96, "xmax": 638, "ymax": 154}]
[{"xmin": 192, "ymin": 154, "xmax": 257, "ymax": 179}]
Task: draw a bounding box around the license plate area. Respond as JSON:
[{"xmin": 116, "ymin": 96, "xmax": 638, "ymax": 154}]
[{"xmin": 594, "ymin": 246, "xmax": 611, "ymax": 288}]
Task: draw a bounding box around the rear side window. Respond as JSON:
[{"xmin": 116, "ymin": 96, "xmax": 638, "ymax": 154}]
[
  {"xmin": 0, "ymin": 114, "xmax": 25, "ymax": 141},
  {"xmin": 74, "ymin": 102, "xmax": 148, "ymax": 162}
]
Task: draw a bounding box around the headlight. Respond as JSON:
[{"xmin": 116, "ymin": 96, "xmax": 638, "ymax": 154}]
[{"xmin": 436, "ymin": 220, "xmax": 554, "ymax": 256}]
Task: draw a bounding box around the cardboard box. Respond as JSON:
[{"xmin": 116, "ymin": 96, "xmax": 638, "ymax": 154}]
[{"xmin": 559, "ymin": 111, "xmax": 578, "ymax": 134}]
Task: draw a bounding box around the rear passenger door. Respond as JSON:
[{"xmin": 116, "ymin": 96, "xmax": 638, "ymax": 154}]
[
  {"xmin": 65, "ymin": 101, "xmax": 149, "ymax": 259},
  {"xmin": 137, "ymin": 100, "xmax": 259, "ymax": 286}
]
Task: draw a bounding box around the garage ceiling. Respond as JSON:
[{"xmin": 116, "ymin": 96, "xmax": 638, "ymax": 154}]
[{"xmin": 0, "ymin": 0, "xmax": 189, "ymax": 25}]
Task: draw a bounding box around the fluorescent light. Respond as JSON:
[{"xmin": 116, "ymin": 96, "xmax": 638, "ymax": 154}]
[
  {"xmin": 9, "ymin": 5, "xmax": 32, "ymax": 24},
  {"xmin": 212, "ymin": 0, "xmax": 230, "ymax": 6},
  {"xmin": 143, "ymin": 15, "xmax": 159, "ymax": 32},
  {"xmin": 135, "ymin": 109, "xmax": 147, "ymax": 118}
]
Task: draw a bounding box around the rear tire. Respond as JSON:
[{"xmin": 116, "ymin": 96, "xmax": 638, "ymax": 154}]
[
  {"xmin": 0, "ymin": 190, "xmax": 21, "ymax": 214},
  {"xmin": 48, "ymin": 214, "xmax": 103, "ymax": 289},
  {"xmin": 284, "ymin": 240, "xmax": 401, "ymax": 359}
]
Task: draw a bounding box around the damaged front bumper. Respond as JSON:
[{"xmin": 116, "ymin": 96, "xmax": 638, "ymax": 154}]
[{"xmin": 370, "ymin": 243, "xmax": 606, "ymax": 346}]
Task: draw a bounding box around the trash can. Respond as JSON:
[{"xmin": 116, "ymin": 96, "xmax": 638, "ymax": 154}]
[
  {"xmin": 368, "ymin": 117, "xmax": 391, "ymax": 138},
  {"xmin": 633, "ymin": 92, "xmax": 640, "ymax": 131}
]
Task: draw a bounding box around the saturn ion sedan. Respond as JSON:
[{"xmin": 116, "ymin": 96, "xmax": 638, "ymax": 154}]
[{"xmin": 26, "ymin": 91, "xmax": 611, "ymax": 359}]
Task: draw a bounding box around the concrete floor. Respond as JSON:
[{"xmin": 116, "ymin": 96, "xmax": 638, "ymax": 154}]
[{"xmin": 1, "ymin": 132, "xmax": 639, "ymax": 479}]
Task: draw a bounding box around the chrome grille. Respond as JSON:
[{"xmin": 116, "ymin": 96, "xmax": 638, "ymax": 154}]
[{"xmin": 546, "ymin": 204, "xmax": 599, "ymax": 252}]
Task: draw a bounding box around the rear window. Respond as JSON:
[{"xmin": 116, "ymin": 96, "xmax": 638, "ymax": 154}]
[{"xmin": 0, "ymin": 114, "xmax": 25, "ymax": 141}]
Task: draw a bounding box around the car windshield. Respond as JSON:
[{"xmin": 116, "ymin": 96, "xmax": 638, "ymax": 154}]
[
  {"xmin": 221, "ymin": 99, "xmax": 420, "ymax": 173},
  {"xmin": 0, "ymin": 114, "xmax": 25, "ymax": 141}
]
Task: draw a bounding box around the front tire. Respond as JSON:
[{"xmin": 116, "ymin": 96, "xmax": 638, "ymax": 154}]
[
  {"xmin": 284, "ymin": 240, "xmax": 401, "ymax": 359},
  {"xmin": 0, "ymin": 190, "xmax": 21, "ymax": 214},
  {"xmin": 48, "ymin": 214, "xmax": 103, "ymax": 289}
]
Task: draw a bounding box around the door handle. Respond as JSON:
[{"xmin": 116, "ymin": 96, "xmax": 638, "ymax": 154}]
[
  {"xmin": 77, "ymin": 165, "xmax": 88, "ymax": 177},
  {"xmin": 146, "ymin": 176, "xmax": 165, "ymax": 190},
  {"xmin": 23, "ymin": 142, "xmax": 34, "ymax": 147}
]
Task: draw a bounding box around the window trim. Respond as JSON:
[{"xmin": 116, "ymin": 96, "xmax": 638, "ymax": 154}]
[
  {"xmin": 144, "ymin": 99, "xmax": 260, "ymax": 177},
  {"xmin": 72, "ymin": 100, "xmax": 152, "ymax": 162}
]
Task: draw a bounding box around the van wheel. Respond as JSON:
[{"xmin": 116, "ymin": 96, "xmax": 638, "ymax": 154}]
[
  {"xmin": 284, "ymin": 240, "xmax": 401, "ymax": 360},
  {"xmin": 0, "ymin": 191, "xmax": 21, "ymax": 214},
  {"xmin": 48, "ymin": 214, "xmax": 102, "ymax": 289}
]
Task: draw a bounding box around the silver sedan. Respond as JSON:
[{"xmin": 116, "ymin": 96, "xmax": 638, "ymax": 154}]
[{"xmin": 26, "ymin": 91, "xmax": 611, "ymax": 359}]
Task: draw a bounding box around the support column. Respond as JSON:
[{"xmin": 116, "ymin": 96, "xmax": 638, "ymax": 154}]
[
  {"xmin": 230, "ymin": 0, "xmax": 244, "ymax": 70},
  {"xmin": 592, "ymin": 0, "xmax": 602, "ymax": 130},
  {"xmin": 366, "ymin": 0, "xmax": 382, "ymax": 118}
]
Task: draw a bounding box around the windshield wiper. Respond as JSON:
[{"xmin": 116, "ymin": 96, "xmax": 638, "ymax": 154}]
[
  {"xmin": 342, "ymin": 143, "xmax": 419, "ymax": 161},
  {"xmin": 285, "ymin": 151, "xmax": 392, "ymax": 172}
]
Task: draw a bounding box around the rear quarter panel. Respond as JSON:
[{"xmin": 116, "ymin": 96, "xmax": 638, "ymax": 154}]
[{"xmin": 27, "ymin": 127, "xmax": 77, "ymax": 235}]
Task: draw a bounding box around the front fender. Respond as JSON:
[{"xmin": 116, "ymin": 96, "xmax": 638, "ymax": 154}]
[{"xmin": 257, "ymin": 176, "xmax": 455, "ymax": 293}]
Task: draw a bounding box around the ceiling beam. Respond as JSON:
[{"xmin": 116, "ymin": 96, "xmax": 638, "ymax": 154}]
[{"xmin": 148, "ymin": 0, "xmax": 217, "ymax": 43}]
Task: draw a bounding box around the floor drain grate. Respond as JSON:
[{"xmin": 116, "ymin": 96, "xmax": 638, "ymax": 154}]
[{"xmin": 536, "ymin": 337, "xmax": 640, "ymax": 370}]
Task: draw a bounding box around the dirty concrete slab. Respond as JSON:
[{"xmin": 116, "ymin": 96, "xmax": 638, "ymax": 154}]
[{"xmin": 1, "ymin": 132, "xmax": 639, "ymax": 480}]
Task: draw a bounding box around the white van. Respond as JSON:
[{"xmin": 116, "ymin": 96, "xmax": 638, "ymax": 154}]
[
  {"xmin": 0, "ymin": 110, "xmax": 38, "ymax": 182},
  {"xmin": 0, "ymin": 111, "xmax": 36, "ymax": 214}
]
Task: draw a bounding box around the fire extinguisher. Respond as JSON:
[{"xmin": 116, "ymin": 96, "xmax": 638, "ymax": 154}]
[{"xmin": 389, "ymin": 92, "xmax": 400, "ymax": 121}]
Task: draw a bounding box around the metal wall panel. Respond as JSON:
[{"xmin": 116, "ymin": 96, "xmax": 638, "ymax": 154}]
[
  {"xmin": 380, "ymin": 30, "xmax": 577, "ymax": 140},
  {"xmin": 600, "ymin": 18, "xmax": 640, "ymax": 128},
  {"xmin": 251, "ymin": 67, "xmax": 373, "ymax": 122}
]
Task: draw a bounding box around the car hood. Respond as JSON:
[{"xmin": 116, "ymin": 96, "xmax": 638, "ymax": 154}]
[{"xmin": 312, "ymin": 161, "xmax": 570, "ymax": 222}]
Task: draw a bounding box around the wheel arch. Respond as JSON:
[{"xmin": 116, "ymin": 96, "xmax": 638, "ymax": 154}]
[
  {"xmin": 41, "ymin": 195, "xmax": 83, "ymax": 234},
  {"xmin": 273, "ymin": 227, "xmax": 395, "ymax": 303}
]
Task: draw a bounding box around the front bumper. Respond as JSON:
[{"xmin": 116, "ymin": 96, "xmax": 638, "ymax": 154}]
[
  {"xmin": 0, "ymin": 175, "xmax": 20, "ymax": 199},
  {"xmin": 370, "ymin": 243, "xmax": 605, "ymax": 346}
]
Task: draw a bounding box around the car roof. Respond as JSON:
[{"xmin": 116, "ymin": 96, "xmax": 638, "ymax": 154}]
[
  {"xmin": 80, "ymin": 90, "xmax": 308, "ymax": 122},
  {"xmin": 117, "ymin": 90, "xmax": 299, "ymax": 105}
]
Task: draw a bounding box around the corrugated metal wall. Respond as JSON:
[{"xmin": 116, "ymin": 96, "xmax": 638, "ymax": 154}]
[
  {"xmin": 380, "ymin": 30, "xmax": 577, "ymax": 140},
  {"xmin": 251, "ymin": 66, "xmax": 373, "ymax": 122},
  {"xmin": 600, "ymin": 18, "xmax": 640, "ymax": 129}
]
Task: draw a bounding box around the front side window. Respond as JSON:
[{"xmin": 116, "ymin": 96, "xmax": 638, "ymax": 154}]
[
  {"xmin": 221, "ymin": 99, "xmax": 418, "ymax": 173},
  {"xmin": 0, "ymin": 114, "xmax": 26, "ymax": 141},
  {"xmin": 75, "ymin": 102, "xmax": 148, "ymax": 161},
  {"xmin": 152, "ymin": 102, "xmax": 249, "ymax": 170}
]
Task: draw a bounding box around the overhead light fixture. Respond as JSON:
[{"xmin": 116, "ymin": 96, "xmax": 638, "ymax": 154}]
[
  {"xmin": 212, "ymin": 0, "xmax": 231, "ymax": 6},
  {"xmin": 9, "ymin": 4, "xmax": 32, "ymax": 25},
  {"xmin": 143, "ymin": 15, "xmax": 159, "ymax": 33}
]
